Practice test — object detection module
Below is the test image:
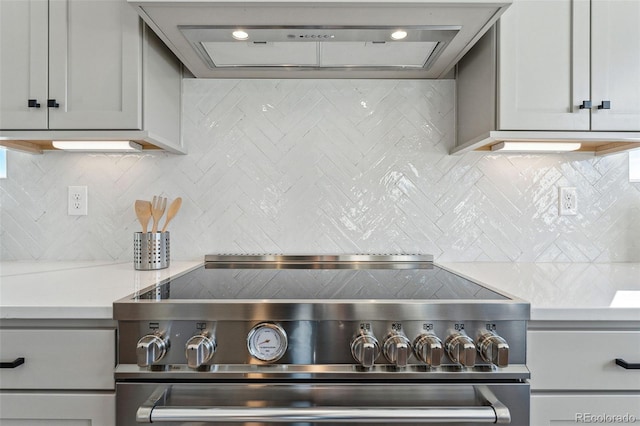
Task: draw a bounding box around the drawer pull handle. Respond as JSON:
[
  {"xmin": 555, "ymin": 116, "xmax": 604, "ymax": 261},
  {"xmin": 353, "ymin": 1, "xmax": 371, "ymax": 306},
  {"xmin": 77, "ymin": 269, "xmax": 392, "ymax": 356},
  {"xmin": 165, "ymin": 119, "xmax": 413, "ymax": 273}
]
[
  {"xmin": 615, "ymin": 358, "xmax": 640, "ymax": 370},
  {"xmin": 0, "ymin": 357, "xmax": 25, "ymax": 369}
]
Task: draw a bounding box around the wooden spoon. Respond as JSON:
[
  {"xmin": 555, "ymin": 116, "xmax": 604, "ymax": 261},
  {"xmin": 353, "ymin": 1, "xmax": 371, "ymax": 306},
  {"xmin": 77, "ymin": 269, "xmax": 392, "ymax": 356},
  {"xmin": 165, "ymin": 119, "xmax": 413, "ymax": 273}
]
[
  {"xmin": 134, "ymin": 200, "xmax": 152, "ymax": 233},
  {"xmin": 161, "ymin": 197, "xmax": 182, "ymax": 233}
]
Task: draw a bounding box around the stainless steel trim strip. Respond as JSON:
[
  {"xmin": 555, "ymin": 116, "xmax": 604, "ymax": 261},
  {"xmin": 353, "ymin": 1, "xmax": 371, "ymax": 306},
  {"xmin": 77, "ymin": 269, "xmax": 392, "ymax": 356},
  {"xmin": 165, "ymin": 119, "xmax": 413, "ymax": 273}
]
[
  {"xmin": 113, "ymin": 301, "xmax": 530, "ymax": 321},
  {"xmin": 115, "ymin": 363, "xmax": 531, "ymax": 381},
  {"xmin": 204, "ymin": 254, "xmax": 434, "ymax": 263}
]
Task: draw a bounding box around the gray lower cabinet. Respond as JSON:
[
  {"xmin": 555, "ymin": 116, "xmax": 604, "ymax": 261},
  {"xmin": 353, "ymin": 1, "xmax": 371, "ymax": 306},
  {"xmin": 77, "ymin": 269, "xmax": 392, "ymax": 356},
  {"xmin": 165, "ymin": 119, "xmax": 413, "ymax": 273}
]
[
  {"xmin": 528, "ymin": 324, "xmax": 640, "ymax": 425},
  {"xmin": 0, "ymin": 326, "xmax": 116, "ymax": 425}
]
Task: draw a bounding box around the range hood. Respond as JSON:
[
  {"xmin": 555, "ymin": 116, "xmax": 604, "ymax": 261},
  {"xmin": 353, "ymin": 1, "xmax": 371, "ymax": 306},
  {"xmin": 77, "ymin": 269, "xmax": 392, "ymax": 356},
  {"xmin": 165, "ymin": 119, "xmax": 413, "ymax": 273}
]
[{"xmin": 128, "ymin": 0, "xmax": 511, "ymax": 79}]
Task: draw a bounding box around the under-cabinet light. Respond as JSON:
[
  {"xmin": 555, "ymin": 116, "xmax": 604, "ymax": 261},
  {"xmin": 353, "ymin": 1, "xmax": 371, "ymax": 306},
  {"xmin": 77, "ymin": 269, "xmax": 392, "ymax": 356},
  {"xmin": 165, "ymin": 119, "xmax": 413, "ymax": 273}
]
[
  {"xmin": 52, "ymin": 141, "xmax": 143, "ymax": 152},
  {"xmin": 491, "ymin": 142, "xmax": 582, "ymax": 152}
]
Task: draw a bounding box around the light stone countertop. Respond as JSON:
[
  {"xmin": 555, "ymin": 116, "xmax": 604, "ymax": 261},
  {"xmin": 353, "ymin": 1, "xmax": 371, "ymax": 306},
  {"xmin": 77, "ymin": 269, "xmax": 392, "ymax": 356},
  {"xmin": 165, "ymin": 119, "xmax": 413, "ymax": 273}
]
[
  {"xmin": 439, "ymin": 262, "xmax": 640, "ymax": 322},
  {"xmin": 0, "ymin": 260, "xmax": 202, "ymax": 320},
  {"xmin": 1, "ymin": 261, "xmax": 638, "ymax": 322}
]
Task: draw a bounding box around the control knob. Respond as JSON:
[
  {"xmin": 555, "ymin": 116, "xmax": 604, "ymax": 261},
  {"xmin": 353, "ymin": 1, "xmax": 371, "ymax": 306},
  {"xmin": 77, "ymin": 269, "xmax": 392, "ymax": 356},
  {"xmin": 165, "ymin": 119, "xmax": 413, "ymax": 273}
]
[
  {"xmin": 445, "ymin": 332, "xmax": 476, "ymax": 367},
  {"xmin": 477, "ymin": 331, "xmax": 509, "ymax": 367},
  {"xmin": 413, "ymin": 333, "xmax": 443, "ymax": 367},
  {"xmin": 185, "ymin": 333, "xmax": 217, "ymax": 369},
  {"xmin": 136, "ymin": 332, "xmax": 169, "ymax": 367},
  {"xmin": 350, "ymin": 330, "xmax": 380, "ymax": 368},
  {"xmin": 383, "ymin": 332, "xmax": 411, "ymax": 367}
]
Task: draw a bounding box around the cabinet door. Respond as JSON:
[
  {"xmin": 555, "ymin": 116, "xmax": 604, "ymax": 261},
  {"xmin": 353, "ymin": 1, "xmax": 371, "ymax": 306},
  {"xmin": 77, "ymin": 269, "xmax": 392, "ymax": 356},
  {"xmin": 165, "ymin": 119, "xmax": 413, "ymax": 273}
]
[
  {"xmin": 498, "ymin": 0, "xmax": 590, "ymax": 131},
  {"xmin": 0, "ymin": 0, "xmax": 48, "ymax": 129},
  {"xmin": 532, "ymin": 394, "xmax": 640, "ymax": 425},
  {"xmin": 591, "ymin": 0, "xmax": 640, "ymax": 131},
  {"xmin": 0, "ymin": 328, "xmax": 115, "ymax": 390},
  {"xmin": 0, "ymin": 392, "xmax": 115, "ymax": 425},
  {"xmin": 48, "ymin": 0, "xmax": 141, "ymax": 130},
  {"xmin": 528, "ymin": 330, "xmax": 640, "ymax": 391}
]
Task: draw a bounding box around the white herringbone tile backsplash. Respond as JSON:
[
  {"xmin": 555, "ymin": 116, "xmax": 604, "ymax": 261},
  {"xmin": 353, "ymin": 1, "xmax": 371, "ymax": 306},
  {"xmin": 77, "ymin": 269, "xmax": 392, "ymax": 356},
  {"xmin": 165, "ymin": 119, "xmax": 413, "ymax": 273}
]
[{"xmin": 1, "ymin": 79, "xmax": 639, "ymax": 262}]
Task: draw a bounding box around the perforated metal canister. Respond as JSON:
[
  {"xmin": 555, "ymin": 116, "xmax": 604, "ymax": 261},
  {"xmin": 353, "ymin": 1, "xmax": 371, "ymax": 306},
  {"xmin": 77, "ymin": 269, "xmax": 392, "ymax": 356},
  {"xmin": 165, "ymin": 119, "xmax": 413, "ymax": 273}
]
[{"xmin": 134, "ymin": 232, "xmax": 169, "ymax": 270}]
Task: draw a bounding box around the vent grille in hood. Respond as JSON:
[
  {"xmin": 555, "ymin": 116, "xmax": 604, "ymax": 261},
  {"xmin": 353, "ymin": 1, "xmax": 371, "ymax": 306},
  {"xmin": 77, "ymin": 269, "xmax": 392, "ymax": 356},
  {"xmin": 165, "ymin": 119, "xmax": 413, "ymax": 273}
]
[
  {"xmin": 181, "ymin": 26, "xmax": 459, "ymax": 70},
  {"xmin": 128, "ymin": 0, "xmax": 511, "ymax": 79}
]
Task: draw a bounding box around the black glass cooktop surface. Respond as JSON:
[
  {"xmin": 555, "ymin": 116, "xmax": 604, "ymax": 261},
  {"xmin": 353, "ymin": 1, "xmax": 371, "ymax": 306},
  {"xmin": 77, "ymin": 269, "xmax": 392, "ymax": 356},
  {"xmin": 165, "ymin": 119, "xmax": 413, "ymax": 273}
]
[{"xmin": 136, "ymin": 262, "xmax": 506, "ymax": 301}]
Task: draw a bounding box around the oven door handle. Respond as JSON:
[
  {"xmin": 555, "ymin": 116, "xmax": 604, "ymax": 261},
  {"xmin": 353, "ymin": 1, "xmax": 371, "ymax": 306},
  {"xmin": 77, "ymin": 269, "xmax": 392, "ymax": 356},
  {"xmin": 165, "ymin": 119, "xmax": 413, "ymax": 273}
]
[{"xmin": 136, "ymin": 386, "xmax": 511, "ymax": 424}]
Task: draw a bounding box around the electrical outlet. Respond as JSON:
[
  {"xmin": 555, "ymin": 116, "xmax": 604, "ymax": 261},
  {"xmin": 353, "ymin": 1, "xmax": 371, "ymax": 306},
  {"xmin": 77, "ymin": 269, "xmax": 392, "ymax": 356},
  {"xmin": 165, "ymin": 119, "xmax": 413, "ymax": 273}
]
[
  {"xmin": 68, "ymin": 186, "xmax": 88, "ymax": 216},
  {"xmin": 558, "ymin": 187, "xmax": 577, "ymax": 216}
]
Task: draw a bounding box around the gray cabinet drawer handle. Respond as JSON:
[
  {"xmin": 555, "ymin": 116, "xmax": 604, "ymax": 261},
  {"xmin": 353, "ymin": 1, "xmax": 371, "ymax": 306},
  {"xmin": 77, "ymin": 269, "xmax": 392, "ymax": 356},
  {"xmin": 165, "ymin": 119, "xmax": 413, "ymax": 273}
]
[
  {"xmin": 615, "ymin": 358, "xmax": 640, "ymax": 370},
  {"xmin": 0, "ymin": 357, "xmax": 25, "ymax": 369}
]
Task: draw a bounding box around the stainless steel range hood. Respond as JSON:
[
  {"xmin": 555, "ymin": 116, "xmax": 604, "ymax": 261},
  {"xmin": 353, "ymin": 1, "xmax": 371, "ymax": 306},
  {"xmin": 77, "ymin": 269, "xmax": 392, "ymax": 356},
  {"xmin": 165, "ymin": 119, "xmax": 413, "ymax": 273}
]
[
  {"xmin": 181, "ymin": 26, "xmax": 459, "ymax": 69},
  {"xmin": 128, "ymin": 0, "xmax": 511, "ymax": 79}
]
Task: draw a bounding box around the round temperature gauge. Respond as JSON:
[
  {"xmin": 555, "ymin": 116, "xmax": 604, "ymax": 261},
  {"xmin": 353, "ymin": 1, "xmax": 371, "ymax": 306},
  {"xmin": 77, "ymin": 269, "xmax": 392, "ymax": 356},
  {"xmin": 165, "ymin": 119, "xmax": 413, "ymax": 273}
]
[{"xmin": 247, "ymin": 322, "xmax": 288, "ymax": 362}]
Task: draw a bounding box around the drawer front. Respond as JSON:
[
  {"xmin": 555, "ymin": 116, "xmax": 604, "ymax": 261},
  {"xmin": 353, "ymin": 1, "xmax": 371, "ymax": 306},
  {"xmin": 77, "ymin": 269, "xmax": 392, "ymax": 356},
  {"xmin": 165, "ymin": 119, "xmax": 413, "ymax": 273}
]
[
  {"xmin": 531, "ymin": 393, "xmax": 640, "ymax": 425},
  {"xmin": 528, "ymin": 330, "xmax": 640, "ymax": 390},
  {"xmin": 0, "ymin": 329, "xmax": 115, "ymax": 390},
  {"xmin": 0, "ymin": 391, "xmax": 115, "ymax": 425}
]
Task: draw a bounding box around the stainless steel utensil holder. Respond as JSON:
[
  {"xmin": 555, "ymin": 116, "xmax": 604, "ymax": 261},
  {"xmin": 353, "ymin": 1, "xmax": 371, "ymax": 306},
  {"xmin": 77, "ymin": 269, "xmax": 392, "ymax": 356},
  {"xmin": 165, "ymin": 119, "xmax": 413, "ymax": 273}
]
[{"xmin": 134, "ymin": 232, "xmax": 170, "ymax": 270}]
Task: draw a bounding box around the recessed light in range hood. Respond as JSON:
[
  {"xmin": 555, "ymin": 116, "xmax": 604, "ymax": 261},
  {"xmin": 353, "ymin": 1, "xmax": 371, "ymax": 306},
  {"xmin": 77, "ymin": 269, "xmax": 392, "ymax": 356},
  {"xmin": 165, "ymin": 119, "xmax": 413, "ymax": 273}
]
[{"xmin": 180, "ymin": 26, "xmax": 459, "ymax": 69}]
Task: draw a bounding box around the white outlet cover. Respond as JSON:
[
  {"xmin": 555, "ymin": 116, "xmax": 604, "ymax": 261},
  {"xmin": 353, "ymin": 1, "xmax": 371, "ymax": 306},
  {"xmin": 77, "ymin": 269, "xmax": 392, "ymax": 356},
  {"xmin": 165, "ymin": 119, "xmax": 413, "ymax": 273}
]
[
  {"xmin": 559, "ymin": 187, "xmax": 578, "ymax": 216},
  {"xmin": 68, "ymin": 186, "xmax": 88, "ymax": 216}
]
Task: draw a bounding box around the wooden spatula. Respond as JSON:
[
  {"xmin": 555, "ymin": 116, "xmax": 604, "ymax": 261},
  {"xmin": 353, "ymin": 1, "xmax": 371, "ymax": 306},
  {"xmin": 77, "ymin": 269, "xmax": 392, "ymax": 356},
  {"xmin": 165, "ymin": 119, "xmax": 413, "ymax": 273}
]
[
  {"xmin": 134, "ymin": 200, "xmax": 152, "ymax": 233},
  {"xmin": 161, "ymin": 197, "xmax": 182, "ymax": 233}
]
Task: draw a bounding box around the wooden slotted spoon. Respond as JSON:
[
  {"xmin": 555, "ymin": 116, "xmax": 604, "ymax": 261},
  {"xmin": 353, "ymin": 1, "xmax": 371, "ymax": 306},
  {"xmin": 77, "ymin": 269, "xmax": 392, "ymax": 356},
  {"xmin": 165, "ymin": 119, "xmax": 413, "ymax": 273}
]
[
  {"xmin": 161, "ymin": 197, "xmax": 182, "ymax": 233},
  {"xmin": 150, "ymin": 195, "xmax": 167, "ymax": 233},
  {"xmin": 134, "ymin": 200, "xmax": 152, "ymax": 233}
]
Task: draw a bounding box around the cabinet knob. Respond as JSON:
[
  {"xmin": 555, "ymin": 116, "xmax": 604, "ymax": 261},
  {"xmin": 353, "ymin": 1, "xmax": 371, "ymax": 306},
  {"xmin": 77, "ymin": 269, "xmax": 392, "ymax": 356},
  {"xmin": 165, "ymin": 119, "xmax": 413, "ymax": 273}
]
[
  {"xmin": 598, "ymin": 101, "xmax": 611, "ymax": 110},
  {"xmin": 47, "ymin": 99, "xmax": 60, "ymax": 108},
  {"xmin": 28, "ymin": 99, "xmax": 41, "ymax": 108},
  {"xmin": 579, "ymin": 100, "xmax": 592, "ymax": 109}
]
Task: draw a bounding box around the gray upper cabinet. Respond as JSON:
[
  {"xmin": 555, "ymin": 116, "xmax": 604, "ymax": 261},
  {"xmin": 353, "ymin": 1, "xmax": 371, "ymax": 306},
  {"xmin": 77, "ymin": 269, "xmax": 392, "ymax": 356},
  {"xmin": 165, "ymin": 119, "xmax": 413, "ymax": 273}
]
[
  {"xmin": 1, "ymin": 0, "xmax": 49, "ymax": 129},
  {"xmin": 497, "ymin": 0, "xmax": 590, "ymax": 132},
  {"xmin": 0, "ymin": 0, "xmax": 184, "ymax": 154},
  {"xmin": 590, "ymin": 0, "xmax": 640, "ymax": 131},
  {"xmin": 454, "ymin": 0, "xmax": 640, "ymax": 155},
  {"xmin": 47, "ymin": 0, "xmax": 141, "ymax": 130}
]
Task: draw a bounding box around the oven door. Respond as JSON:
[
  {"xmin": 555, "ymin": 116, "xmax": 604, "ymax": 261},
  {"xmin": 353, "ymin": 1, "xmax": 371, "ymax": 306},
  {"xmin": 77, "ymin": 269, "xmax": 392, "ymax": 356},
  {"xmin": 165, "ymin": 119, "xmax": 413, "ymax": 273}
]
[{"xmin": 117, "ymin": 382, "xmax": 529, "ymax": 425}]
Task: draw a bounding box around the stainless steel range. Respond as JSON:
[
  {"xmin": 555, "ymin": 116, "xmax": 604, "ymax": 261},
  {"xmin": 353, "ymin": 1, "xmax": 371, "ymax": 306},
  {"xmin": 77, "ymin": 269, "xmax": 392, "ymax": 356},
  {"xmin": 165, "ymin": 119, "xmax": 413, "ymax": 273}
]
[{"xmin": 114, "ymin": 255, "xmax": 530, "ymax": 425}]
